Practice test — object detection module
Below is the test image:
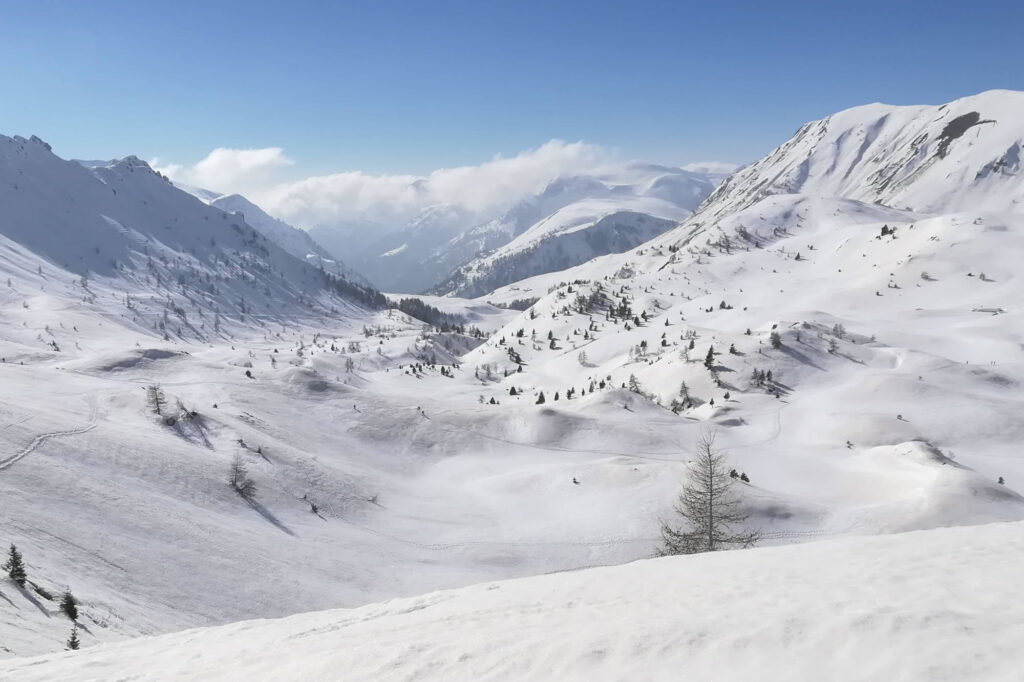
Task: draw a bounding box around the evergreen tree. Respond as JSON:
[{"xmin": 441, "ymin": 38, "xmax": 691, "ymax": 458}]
[
  {"xmin": 658, "ymin": 433, "xmax": 760, "ymax": 555},
  {"xmin": 66, "ymin": 624, "xmax": 80, "ymax": 651},
  {"xmin": 536, "ymin": 392, "xmax": 546, "ymax": 405},
  {"xmin": 704, "ymin": 345, "xmax": 715, "ymax": 369},
  {"xmin": 60, "ymin": 590, "xmax": 78, "ymax": 621},
  {"xmin": 3, "ymin": 544, "xmax": 26, "ymax": 587},
  {"xmin": 770, "ymin": 331, "xmax": 782, "ymax": 349}
]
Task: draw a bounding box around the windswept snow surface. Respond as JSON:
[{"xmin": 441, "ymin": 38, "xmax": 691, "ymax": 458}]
[{"xmin": 4, "ymin": 521, "xmax": 1022, "ymax": 681}]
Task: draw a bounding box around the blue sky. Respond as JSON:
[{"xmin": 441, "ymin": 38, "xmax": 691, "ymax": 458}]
[{"xmin": 1, "ymin": 0, "xmax": 1021, "ymax": 176}]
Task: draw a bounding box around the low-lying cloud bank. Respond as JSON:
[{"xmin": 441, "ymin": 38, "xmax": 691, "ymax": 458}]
[{"xmin": 154, "ymin": 141, "xmax": 619, "ymax": 228}]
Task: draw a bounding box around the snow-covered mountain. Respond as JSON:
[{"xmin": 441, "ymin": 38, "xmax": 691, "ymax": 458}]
[
  {"xmin": 691, "ymin": 89, "xmax": 1024, "ymax": 227},
  {"xmin": 6, "ymin": 520, "xmax": 1021, "ymax": 681},
  {"xmin": 3, "ymin": 91, "xmax": 1024, "ymax": 676},
  {"xmin": 309, "ymin": 165, "xmax": 718, "ymax": 294},
  {"xmin": 430, "ymin": 166, "xmax": 715, "ymax": 297},
  {"xmin": 0, "ymin": 135, "xmax": 383, "ymax": 341},
  {"xmin": 209, "ymin": 193, "xmax": 370, "ymax": 286},
  {"xmin": 435, "ymin": 200, "xmax": 680, "ymax": 298}
]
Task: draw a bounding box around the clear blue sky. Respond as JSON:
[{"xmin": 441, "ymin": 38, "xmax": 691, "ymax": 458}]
[{"xmin": 1, "ymin": 0, "xmax": 1021, "ymax": 175}]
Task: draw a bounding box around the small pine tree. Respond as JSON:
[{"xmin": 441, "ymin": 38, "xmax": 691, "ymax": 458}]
[
  {"xmin": 770, "ymin": 331, "xmax": 782, "ymax": 349},
  {"xmin": 536, "ymin": 392, "xmax": 546, "ymax": 405},
  {"xmin": 704, "ymin": 346, "xmax": 715, "ymax": 369},
  {"xmin": 60, "ymin": 590, "xmax": 78, "ymax": 621},
  {"xmin": 3, "ymin": 544, "xmax": 26, "ymax": 587},
  {"xmin": 66, "ymin": 623, "xmax": 80, "ymax": 650},
  {"xmin": 228, "ymin": 454, "xmax": 257, "ymax": 499}
]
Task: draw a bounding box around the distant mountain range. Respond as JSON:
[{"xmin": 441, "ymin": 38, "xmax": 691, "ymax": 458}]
[{"xmin": 307, "ymin": 164, "xmax": 721, "ymax": 294}]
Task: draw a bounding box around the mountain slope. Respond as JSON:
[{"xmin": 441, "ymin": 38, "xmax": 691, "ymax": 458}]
[
  {"xmin": 1, "ymin": 135, "xmax": 383, "ymax": 341},
  {"xmin": 5, "ymin": 521, "xmax": 1021, "ymax": 681},
  {"xmin": 431, "ymin": 167, "xmax": 716, "ymax": 297},
  {"xmin": 436, "ymin": 199, "xmax": 683, "ymax": 297},
  {"xmin": 209, "ymin": 193, "xmax": 370, "ymax": 285},
  {"xmin": 691, "ymin": 89, "xmax": 1024, "ymax": 228}
]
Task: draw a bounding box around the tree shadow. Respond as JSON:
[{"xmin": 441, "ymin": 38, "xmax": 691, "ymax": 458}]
[
  {"xmin": 770, "ymin": 381, "xmax": 794, "ymax": 395},
  {"xmin": 16, "ymin": 584, "xmax": 51, "ymax": 617},
  {"xmin": 245, "ymin": 498, "xmax": 296, "ymax": 536},
  {"xmin": 779, "ymin": 345, "xmax": 826, "ymax": 371},
  {"xmin": 834, "ymin": 351, "xmax": 866, "ymax": 365}
]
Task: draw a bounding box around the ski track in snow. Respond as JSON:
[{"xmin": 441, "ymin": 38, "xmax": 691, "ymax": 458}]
[{"xmin": 0, "ymin": 396, "xmax": 97, "ymax": 470}]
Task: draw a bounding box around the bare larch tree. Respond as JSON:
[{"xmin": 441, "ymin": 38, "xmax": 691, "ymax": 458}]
[{"xmin": 659, "ymin": 432, "xmax": 760, "ymax": 555}]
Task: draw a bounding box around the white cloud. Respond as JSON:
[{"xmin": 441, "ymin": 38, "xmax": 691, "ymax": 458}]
[
  {"xmin": 681, "ymin": 161, "xmax": 739, "ymax": 175},
  {"xmin": 152, "ymin": 147, "xmax": 294, "ymax": 196},
  {"xmin": 155, "ymin": 140, "xmax": 612, "ymax": 228}
]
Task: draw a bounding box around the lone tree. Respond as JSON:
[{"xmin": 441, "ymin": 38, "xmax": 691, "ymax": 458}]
[
  {"xmin": 66, "ymin": 623, "xmax": 80, "ymax": 651},
  {"xmin": 60, "ymin": 590, "xmax": 78, "ymax": 621},
  {"xmin": 658, "ymin": 433, "xmax": 760, "ymax": 555},
  {"xmin": 3, "ymin": 544, "xmax": 26, "ymax": 587},
  {"xmin": 146, "ymin": 384, "xmax": 166, "ymax": 415},
  {"xmin": 228, "ymin": 454, "xmax": 257, "ymax": 499}
]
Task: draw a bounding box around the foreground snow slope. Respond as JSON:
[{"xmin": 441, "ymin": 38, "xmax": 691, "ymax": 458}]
[{"xmin": 5, "ymin": 520, "xmax": 1021, "ymax": 681}]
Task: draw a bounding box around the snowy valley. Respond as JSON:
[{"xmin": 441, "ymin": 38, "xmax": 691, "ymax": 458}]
[{"xmin": 1, "ymin": 89, "xmax": 1024, "ymax": 680}]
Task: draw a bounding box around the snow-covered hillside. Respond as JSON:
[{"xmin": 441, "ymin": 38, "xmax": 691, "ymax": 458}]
[{"xmin": 5, "ymin": 521, "xmax": 1022, "ymax": 681}]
